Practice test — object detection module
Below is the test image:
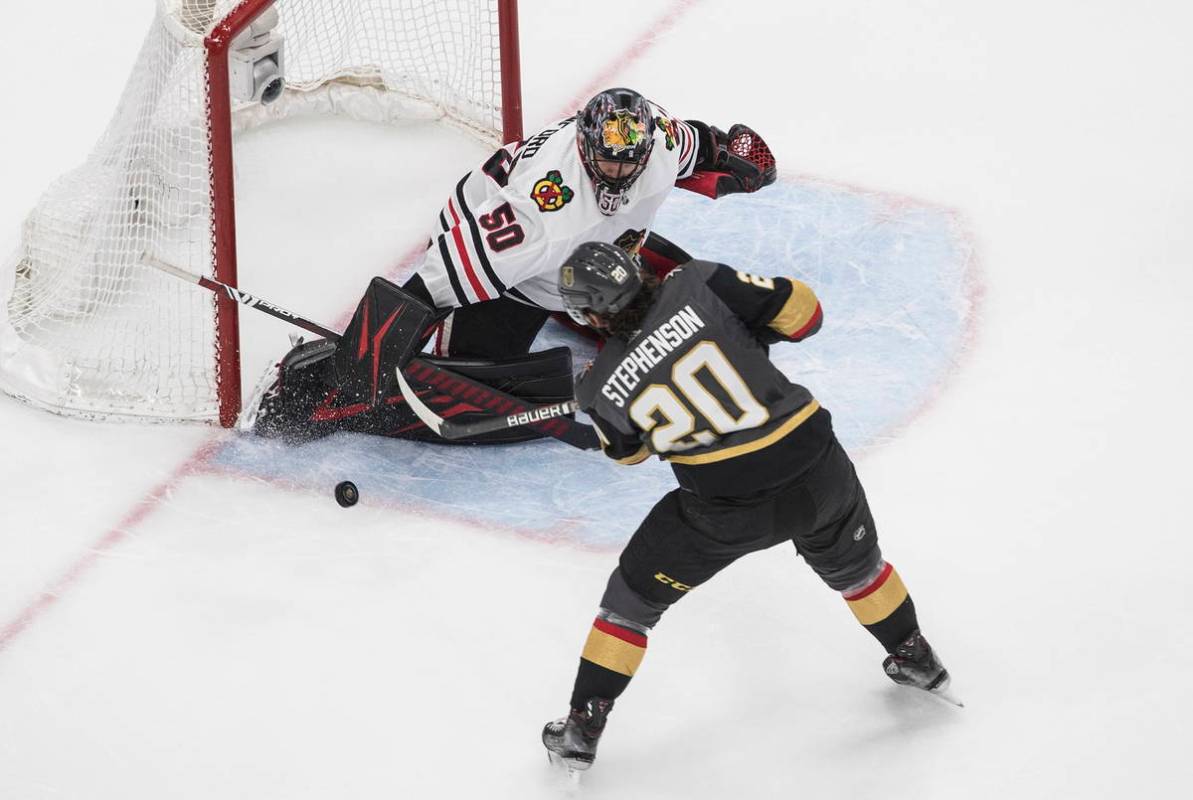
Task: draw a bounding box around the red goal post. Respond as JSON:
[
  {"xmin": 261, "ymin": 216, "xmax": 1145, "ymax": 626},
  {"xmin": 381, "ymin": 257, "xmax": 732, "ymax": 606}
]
[
  {"xmin": 0, "ymin": 0, "xmax": 523, "ymax": 427},
  {"xmin": 206, "ymin": 0, "xmax": 523, "ymax": 426}
]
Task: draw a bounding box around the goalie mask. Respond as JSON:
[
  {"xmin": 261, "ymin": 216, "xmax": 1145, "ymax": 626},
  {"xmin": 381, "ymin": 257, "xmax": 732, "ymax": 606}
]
[
  {"xmin": 576, "ymin": 88, "xmax": 656, "ymax": 216},
  {"xmin": 558, "ymin": 242, "xmax": 643, "ymax": 326}
]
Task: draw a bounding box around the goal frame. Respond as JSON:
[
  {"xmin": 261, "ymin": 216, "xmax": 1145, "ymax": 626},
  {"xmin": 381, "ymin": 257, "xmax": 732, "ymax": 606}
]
[{"xmin": 205, "ymin": 0, "xmax": 523, "ymax": 426}]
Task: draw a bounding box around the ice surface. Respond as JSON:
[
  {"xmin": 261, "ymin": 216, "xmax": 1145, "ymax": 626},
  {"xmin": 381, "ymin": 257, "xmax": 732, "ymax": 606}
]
[
  {"xmin": 214, "ymin": 179, "xmax": 974, "ymax": 548},
  {"xmin": 2, "ymin": 1, "xmax": 1192, "ymax": 798}
]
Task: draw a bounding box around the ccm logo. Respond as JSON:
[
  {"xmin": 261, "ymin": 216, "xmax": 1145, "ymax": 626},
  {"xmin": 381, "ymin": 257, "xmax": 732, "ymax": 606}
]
[
  {"xmin": 654, "ymin": 572, "xmax": 692, "ymax": 592},
  {"xmin": 506, "ymin": 403, "xmax": 572, "ymax": 427}
]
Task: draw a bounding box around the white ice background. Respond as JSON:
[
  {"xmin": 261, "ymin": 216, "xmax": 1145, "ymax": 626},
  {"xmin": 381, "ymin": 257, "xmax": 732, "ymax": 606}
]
[{"xmin": 1, "ymin": 1, "xmax": 1191, "ymax": 798}]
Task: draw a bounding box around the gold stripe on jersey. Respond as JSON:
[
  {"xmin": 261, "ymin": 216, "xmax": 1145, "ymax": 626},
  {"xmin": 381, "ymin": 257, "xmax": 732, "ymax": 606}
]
[
  {"xmin": 614, "ymin": 445, "xmax": 651, "ymax": 465},
  {"xmin": 770, "ymin": 279, "xmax": 820, "ymax": 338},
  {"xmin": 665, "ymin": 400, "xmax": 821, "ymax": 465},
  {"xmin": 593, "ymin": 416, "xmax": 651, "ymax": 464}
]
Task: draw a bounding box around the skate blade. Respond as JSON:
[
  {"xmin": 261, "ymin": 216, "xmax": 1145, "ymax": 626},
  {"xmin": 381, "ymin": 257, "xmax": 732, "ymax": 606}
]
[
  {"xmin": 927, "ymin": 674, "xmax": 964, "ymax": 707},
  {"xmin": 930, "ymin": 685, "xmax": 964, "ymax": 707},
  {"xmin": 546, "ymin": 750, "xmax": 588, "ymax": 782}
]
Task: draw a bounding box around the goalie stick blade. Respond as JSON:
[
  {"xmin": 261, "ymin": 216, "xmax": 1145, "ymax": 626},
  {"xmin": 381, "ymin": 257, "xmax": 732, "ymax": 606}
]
[
  {"xmin": 393, "ymin": 363, "xmax": 444, "ymax": 436},
  {"xmin": 438, "ymin": 399, "xmax": 581, "ymax": 440},
  {"xmin": 395, "ymin": 361, "xmax": 600, "ymax": 451}
]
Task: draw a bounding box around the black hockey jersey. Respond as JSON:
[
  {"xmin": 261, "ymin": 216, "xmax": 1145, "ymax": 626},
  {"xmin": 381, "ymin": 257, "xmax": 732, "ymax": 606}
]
[{"xmin": 576, "ymin": 260, "xmax": 834, "ymax": 500}]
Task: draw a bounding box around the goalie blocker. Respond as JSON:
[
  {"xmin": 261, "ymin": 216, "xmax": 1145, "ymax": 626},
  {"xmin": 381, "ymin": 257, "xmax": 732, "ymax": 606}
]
[{"xmin": 251, "ymin": 276, "xmax": 580, "ymax": 445}]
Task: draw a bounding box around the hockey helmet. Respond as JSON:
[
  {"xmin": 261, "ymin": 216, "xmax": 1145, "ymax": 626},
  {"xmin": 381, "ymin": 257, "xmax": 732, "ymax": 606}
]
[
  {"xmin": 576, "ymin": 88, "xmax": 656, "ymax": 213},
  {"xmin": 558, "ymin": 241, "xmax": 644, "ymax": 326}
]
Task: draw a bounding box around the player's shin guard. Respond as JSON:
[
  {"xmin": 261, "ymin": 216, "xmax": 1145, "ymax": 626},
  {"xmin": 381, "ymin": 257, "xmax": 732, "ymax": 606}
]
[
  {"xmin": 568, "ymin": 612, "xmax": 648, "ymax": 711},
  {"xmin": 841, "ymin": 561, "xmax": 919, "ymax": 654}
]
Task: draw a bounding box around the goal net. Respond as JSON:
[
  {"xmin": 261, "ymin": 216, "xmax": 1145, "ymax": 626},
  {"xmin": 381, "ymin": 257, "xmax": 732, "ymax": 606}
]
[{"xmin": 0, "ymin": 0, "xmax": 521, "ymax": 425}]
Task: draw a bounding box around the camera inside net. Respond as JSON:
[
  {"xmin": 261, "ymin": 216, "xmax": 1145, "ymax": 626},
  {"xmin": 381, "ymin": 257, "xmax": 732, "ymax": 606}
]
[{"xmin": 228, "ymin": 7, "xmax": 285, "ymax": 106}]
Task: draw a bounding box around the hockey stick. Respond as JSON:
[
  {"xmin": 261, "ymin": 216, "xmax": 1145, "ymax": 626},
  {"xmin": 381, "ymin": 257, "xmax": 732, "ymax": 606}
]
[
  {"xmin": 394, "ymin": 365, "xmax": 591, "ymax": 446},
  {"xmin": 144, "ymin": 255, "xmax": 339, "ymax": 340},
  {"xmin": 143, "ymin": 255, "xmax": 599, "ymax": 450}
]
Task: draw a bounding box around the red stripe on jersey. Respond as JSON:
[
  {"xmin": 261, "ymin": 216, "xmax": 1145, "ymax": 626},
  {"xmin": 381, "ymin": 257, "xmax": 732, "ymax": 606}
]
[
  {"xmin": 789, "ymin": 303, "xmax": 823, "ymax": 341},
  {"xmin": 447, "ymin": 199, "xmax": 491, "ymax": 302},
  {"xmin": 431, "ymin": 320, "xmax": 446, "ymax": 356},
  {"xmin": 843, "ymin": 562, "xmax": 893, "ymax": 601},
  {"xmin": 679, "ymin": 126, "xmax": 694, "ymax": 168},
  {"xmin": 592, "ymin": 617, "xmax": 648, "ymax": 647}
]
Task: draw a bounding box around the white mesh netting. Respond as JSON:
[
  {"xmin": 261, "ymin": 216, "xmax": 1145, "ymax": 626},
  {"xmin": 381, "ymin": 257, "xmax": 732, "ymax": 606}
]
[{"xmin": 0, "ymin": 0, "xmax": 507, "ymax": 422}]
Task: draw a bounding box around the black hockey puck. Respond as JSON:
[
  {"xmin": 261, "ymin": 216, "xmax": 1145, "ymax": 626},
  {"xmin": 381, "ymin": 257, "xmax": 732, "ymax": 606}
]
[{"xmin": 334, "ymin": 481, "xmax": 359, "ymax": 508}]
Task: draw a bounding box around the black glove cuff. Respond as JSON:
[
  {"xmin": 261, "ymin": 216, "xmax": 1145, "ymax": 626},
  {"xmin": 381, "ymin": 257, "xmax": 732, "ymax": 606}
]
[{"xmin": 685, "ymin": 119, "xmax": 722, "ymax": 172}]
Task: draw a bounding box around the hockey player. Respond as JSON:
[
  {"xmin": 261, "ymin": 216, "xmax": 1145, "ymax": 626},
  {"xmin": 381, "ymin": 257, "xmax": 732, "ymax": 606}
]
[
  {"xmin": 252, "ymin": 87, "xmax": 776, "ymax": 443},
  {"xmin": 400, "ymin": 86, "xmax": 776, "ymax": 360},
  {"xmin": 540, "ymin": 242, "xmax": 955, "ymax": 773}
]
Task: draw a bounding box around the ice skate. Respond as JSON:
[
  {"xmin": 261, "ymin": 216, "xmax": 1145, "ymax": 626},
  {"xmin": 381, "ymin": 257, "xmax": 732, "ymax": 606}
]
[
  {"xmin": 883, "ymin": 630, "xmax": 962, "ymax": 706},
  {"xmin": 542, "ymin": 697, "xmax": 613, "ymax": 775}
]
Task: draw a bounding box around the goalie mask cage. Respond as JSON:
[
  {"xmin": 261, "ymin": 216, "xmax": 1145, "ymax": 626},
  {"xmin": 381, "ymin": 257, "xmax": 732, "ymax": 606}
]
[{"xmin": 0, "ymin": 0, "xmax": 522, "ymax": 426}]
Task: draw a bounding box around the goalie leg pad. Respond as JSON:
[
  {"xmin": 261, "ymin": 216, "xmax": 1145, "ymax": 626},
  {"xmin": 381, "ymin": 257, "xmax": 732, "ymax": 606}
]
[
  {"xmin": 332, "ymin": 276, "xmax": 436, "ymax": 406},
  {"xmin": 253, "ymin": 341, "xmax": 577, "ymax": 445}
]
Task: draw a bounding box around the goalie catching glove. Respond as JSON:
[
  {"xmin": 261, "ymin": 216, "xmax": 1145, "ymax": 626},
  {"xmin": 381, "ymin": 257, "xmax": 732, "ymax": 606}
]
[{"xmin": 679, "ymin": 121, "xmax": 778, "ymax": 199}]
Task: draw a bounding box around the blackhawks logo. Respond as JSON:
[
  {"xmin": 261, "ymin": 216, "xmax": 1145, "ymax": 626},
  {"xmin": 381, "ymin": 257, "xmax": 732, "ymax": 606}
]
[
  {"xmin": 531, "ymin": 170, "xmax": 574, "ymax": 212},
  {"xmin": 602, "ymin": 110, "xmax": 648, "ymax": 154},
  {"xmin": 656, "ymin": 116, "xmax": 678, "ymax": 151}
]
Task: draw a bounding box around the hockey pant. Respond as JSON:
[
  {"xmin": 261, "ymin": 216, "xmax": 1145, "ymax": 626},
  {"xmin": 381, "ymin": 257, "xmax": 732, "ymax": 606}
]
[{"xmin": 566, "ymin": 437, "xmax": 923, "ymax": 710}]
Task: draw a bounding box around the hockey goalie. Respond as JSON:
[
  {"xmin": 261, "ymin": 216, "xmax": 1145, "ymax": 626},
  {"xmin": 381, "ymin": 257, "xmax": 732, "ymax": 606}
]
[{"xmin": 250, "ymin": 87, "xmax": 777, "ymax": 445}]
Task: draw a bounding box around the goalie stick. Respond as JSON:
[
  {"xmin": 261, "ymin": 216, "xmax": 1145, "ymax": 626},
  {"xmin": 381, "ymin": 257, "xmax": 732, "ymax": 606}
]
[
  {"xmin": 144, "ymin": 255, "xmax": 340, "ymax": 340},
  {"xmin": 393, "ymin": 365, "xmax": 593, "ymax": 446},
  {"xmin": 143, "ymin": 255, "xmax": 599, "ymax": 450}
]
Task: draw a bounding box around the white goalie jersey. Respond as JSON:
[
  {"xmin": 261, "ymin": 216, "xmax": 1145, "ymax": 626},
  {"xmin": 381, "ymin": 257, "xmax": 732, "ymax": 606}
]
[{"xmin": 415, "ymin": 104, "xmax": 702, "ymax": 312}]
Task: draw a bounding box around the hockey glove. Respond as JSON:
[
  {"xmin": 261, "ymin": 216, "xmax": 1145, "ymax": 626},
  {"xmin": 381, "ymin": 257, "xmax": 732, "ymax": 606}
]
[{"xmin": 679, "ymin": 122, "xmax": 778, "ymax": 199}]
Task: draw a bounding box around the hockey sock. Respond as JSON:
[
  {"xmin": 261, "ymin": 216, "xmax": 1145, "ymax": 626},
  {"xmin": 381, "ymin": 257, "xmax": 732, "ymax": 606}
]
[
  {"xmin": 569, "ymin": 615, "xmax": 648, "ymax": 710},
  {"xmin": 842, "ymin": 562, "xmax": 919, "ymax": 654}
]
